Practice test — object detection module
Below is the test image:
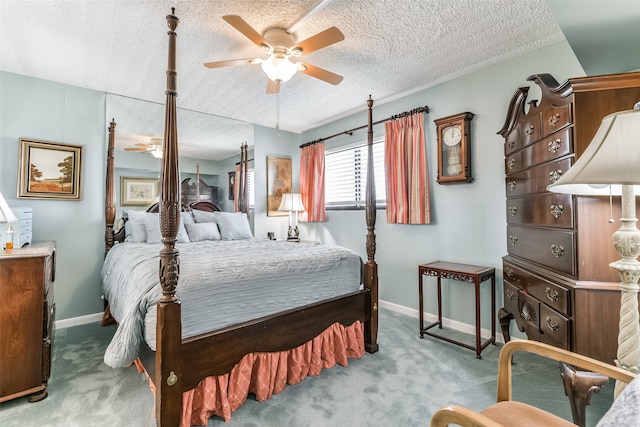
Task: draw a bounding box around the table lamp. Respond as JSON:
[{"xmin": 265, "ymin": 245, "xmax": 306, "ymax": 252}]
[
  {"xmin": 278, "ymin": 193, "xmax": 305, "ymax": 241},
  {"xmin": 547, "ymin": 105, "xmax": 640, "ymax": 398},
  {"xmin": 0, "ymin": 192, "xmax": 18, "ymax": 249}
]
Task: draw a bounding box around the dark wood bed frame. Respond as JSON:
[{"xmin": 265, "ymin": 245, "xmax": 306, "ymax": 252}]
[{"xmin": 104, "ymin": 9, "xmax": 379, "ymax": 426}]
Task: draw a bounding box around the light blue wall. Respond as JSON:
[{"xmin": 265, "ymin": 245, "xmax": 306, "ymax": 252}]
[
  {"xmin": 0, "ymin": 41, "xmax": 586, "ymax": 333},
  {"xmin": 0, "ymin": 71, "xmax": 106, "ymax": 319}
]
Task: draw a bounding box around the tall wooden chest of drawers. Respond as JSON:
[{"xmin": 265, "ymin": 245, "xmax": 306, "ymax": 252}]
[
  {"xmin": 497, "ymin": 72, "xmax": 640, "ymax": 364},
  {"xmin": 0, "ymin": 241, "xmax": 56, "ymax": 402}
]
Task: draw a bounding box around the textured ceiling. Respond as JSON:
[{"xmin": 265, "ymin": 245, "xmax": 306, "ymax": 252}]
[{"xmin": 0, "ymin": 0, "xmax": 566, "ymax": 160}]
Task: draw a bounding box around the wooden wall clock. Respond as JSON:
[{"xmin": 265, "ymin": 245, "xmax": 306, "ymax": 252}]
[{"xmin": 434, "ymin": 112, "xmax": 474, "ymax": 184}]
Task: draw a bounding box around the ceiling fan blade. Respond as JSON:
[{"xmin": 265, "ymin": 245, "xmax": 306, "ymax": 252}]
[
  {"xmin": 222, "ymin": 15, "xmax": 271, "ymax": 49},
  {"xmin": 124, "ymin": 147, "xmax": 149, "ymax": 151},
  {"xmin": 292, "ymin": 27, "xmax": 344, "ymax": 56},
  {"xmin": 204, "ymin": 58, "xmax": 261, "ymax": 69},
  {"xmin": 296, "ymin": 61, "xmax": 343, "ymax": 85},
  {"xmin": 266, "ymin": 79, "xmax": 281, "ymax": 94}
]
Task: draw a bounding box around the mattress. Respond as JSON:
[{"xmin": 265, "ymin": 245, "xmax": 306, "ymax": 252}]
[{"xmin": 101, "ymin": 239, "xmax": 362, "ymax": 368}]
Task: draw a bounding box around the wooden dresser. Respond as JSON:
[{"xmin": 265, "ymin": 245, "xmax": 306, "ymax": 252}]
[
  {"xmin": 497, "ymin": 72, "xmax": 640, "ymax": 364},
  {"xmin": 0, "ymin": 241, "xmax": 56, "ymax": 402}
]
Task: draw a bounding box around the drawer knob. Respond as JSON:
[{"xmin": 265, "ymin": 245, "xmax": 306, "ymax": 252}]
[
  {"xmin": 548, "ymin": 138, "xmax": 562, "ymax": 153},
  {"xmin": 508, "ymin": 180, "xmax": 517, "ymax": 191},
  {"xmin": 546, "ymin": 316, "xmax": 560, "ymax": 333},
  {"xmin": 509, "ymin": 235, "xmax": 518, "ymax": 246},
  {"xmin": 507, "ymin": 158, "xmax": 516, "ymax": 169},
  {"xmin": 505, "ymin": 267, "xmax": 514, "ymax": 278},
  {"xmin": 505, "ymin": 288, "xmax": 516, "ymax": 300},
  {"xmin": 525, "ymin": 125, "xmax": 535, "ymax": 136},
  {"xmin": 550, "ymin": 204, "xmax": 564, "ymax": 218},
  {"xmin": 508, "ymin": 206, "xmax": 517, "ymax": 216},
  {"xmin": 549, "ymin": 169, "xmax": 563, "ymax": 183},
  {"xmin": 548, "ymin": 113, "xmax": 561, "ymax": 126},
  {"xmin": 551, "ymin": 244, "xmax": 565, "ymax": 258},
  {"xmin": 546, "ymin": 287, "xmax": 560, "ymax": 303}
]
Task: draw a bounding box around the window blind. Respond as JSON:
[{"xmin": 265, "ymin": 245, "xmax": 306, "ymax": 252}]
[{"xmin": 325, "ymin": 140, "xmax": 386, "ymax": 208}]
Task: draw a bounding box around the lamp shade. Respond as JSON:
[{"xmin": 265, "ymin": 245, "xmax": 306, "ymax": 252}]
[
  {"xmin": 278, "ymin": 193, "xmax": 305, "ymax": 212},
  {"xmin": 261, "ymin": 53, "xmax": 297, "ymax": 83},
  {"xmin": 0, "ymin": 192, "xmax": 17, "ymax": 223},
  {"xmin": 547, "ymin": 109, "xmax": 640, "ymax": 196}
]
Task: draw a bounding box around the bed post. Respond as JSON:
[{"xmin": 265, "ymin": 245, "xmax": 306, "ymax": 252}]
[
  {"xmin": 364, "ymin": 95, "xmax": 379, "ymax": 353},
  {"xmin": 105, "ymin": 119, "xmax": 116, "ymax": 254},
  {"xmin": 156, "ymin": 8, "xmax": 182, "ymax": 426}
]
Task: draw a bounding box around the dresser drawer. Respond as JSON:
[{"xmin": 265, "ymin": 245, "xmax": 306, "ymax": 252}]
[
  {"xmin": 540, "ymin": 304, "xmax": 570, "ymax": 350},
  {"xmin": 503, "ymin": 260, "xmax": 570, "ymax": 316},
  {"xmin": 505, "ymin": 157, "xmax": 573, "ymax": 198},
  {"xmin": 507, "ymin": 225, "xmax": 576, "ymax": 276},
  {"xmin": 506, "ymin": 193, "xmax": 574, "ymax": 228},
  {"xmin": 505, "ymin": 128, "xmax": 573, "ymax": 175},
  {"xmin": 504, "ymin": 128, "xmax": 520, "ymax": 155},
  {"xmin": 541, "ymin": 104, "xmax": 572, "ymax": 138},
  {"xmin": 518, "ymin": 292, "xmax": 540, "ymax": 331},
  {"xmin": 521, "ymin": 114, "xmax": 541, "ymax": 148},
  {"xmin": 503, "ymin": 281, "xmax": 519, "ymax": 315}
]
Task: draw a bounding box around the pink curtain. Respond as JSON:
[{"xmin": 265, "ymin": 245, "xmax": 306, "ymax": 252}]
[
  {"xmin": 384, "ymin": 113, "xmax": 431, "ymax": 224},
  {"xmin": 299, "ymin": 143, "xmax": 326, "ymax": 222}
]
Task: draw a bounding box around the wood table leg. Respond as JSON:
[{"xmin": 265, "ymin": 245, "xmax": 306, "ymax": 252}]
[{"xmin": 559, "ymin": 362, "xmax": 609, "ymax": 427}]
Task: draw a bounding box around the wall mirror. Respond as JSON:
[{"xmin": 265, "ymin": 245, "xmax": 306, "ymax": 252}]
[{"xmin": 105, "ymin": 94, "xmax": 254, "ymax": 226}]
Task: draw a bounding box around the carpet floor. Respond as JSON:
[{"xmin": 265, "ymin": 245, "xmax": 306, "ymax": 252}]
[{"xmin": 0, "ymin": 308, "xmax": 614, "ymax": 426}]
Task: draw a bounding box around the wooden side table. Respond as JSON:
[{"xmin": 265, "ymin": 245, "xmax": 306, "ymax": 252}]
[{"xmin": 419, "ymin": 261, "xmax": 496, "ymax": 358}]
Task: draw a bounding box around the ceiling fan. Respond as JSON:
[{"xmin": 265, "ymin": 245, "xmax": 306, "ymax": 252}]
[
  {"xmin": 124, "ymin": 138, "xmax": 163, "ymax": 158},
  {"xmin": 204, "ymin": 8, "xmax": 345, "ymax": 94}
]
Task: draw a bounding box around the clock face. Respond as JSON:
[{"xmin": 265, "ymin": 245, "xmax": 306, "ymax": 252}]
[{"xmin": 443, "ymin": 125, "xmax": 462, "ymax": 146}]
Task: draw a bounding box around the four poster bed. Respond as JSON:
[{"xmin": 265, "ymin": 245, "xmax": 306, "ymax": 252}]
[{"xmin": 102, "ymin": 9, "xmax": 379, "ymax": 427}]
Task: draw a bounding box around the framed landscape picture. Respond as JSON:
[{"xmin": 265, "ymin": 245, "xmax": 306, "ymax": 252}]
[
  {"xmin": 266, "ymin": 156, "xmax": 292, "ymax": 216},
  {"xmin": 120, "ymin": 176, "xmax": 159, "ymax": 206},
  {"xmin": 18, "ymin": 138, "xmax": 83, "ymax": 200}
]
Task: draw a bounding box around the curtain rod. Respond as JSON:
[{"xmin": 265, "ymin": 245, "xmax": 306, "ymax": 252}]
[
  {"xmin": 299, "ymin": 105, "xmax": 429, "ymax": 148},
  {"xmin": 235, "ymin": 157, "xmax": 254, "ymax": 166}
]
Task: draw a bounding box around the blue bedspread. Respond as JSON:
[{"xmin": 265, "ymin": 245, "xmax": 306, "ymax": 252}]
[{"xmin": 101, "ymin": 239, "xmax": 362, "ymax": 368}]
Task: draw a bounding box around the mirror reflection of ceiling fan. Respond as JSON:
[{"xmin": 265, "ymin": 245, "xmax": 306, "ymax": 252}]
[
  {"xmin": 204, "ymin": 1, "xmax": 344, "ymax": 94},
  {"xmin": 124, "ymin": 138, "xmax": 163, "ymax": 158}
]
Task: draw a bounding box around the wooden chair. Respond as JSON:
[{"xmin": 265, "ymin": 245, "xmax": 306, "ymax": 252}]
[{"xmin": 430, "ymin": 339, "xmax": 637, "ymax": 427}]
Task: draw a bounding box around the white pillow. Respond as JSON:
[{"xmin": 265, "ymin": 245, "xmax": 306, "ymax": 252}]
[
  {"xmin": 185, "ymin": 222, "xmax": 221, "ymax": 242},
  {"xmin": 192, "ymin": 209, "xmax": 217, "ymax": 224},
  {"xmin": 181, "ymin": 211, "xmax": 195, "ymax": 225},
  {"xmin": 143, "ymin": 214, "xmax": 190, "ymax": 244},
  {"xmin": 124, "ymin": 210, "xmax": 152, "ymax": 243},
  {"xmin": 214, "ymin": 212, "xmax": 253, "ymax": 240}
]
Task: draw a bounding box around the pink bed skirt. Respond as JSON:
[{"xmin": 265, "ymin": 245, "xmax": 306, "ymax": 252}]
[{"xmin": 138, "ymin": 320, "xmax": 365, "ymax": 425}]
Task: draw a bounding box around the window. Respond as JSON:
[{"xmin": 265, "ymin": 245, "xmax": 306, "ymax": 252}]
[
  {"xmin": 325, "ymin": 139, "xmax": 386, "ymax": 209},
  {"xmin": 247, "ymin": 169, "xmax": 255, "ymax": 208}
]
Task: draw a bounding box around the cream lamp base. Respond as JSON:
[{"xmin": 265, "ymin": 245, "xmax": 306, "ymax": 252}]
[{"xmin": 613, "ymin": 184, "xmax": 640, "ymax": 398}]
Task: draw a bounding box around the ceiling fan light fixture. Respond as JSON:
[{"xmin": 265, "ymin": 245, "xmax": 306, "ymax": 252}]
[
  {"xmin": 261, "ymin": 54, "xmax": 297, "ymax": 83},
  {"xmin": 150, "ymin": 149, "xmax": 163, "ymax": 159}
]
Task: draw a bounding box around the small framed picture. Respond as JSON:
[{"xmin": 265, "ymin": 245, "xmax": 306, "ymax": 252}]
[
  {"xmin": 120, "ymin": 176, "xmax": 159, "ymax": 206},
  {"xmin": 18, "ymin": 138, "xmax": 83, "ymax": 200}
]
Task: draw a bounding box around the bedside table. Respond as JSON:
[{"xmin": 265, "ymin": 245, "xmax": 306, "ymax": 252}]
[{"xmin": 0, "ymin": 241, "xmax": 56, "ymax": 403}]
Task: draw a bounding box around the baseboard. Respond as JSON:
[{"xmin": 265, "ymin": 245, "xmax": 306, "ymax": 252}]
[
  {"xmin": 55, "ymin": 312, "xmax": 103, "ymax": 329},
  {"xmin": 56, "ymin": 302, "xmax": 505, "ymax": 345},
  {"xmin": 380, "ymin": 299, "xmax": 505, "ymax": 344}
]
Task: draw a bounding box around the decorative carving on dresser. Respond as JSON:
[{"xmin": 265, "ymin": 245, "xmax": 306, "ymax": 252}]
[{"xmin": 497, "ymin": 71, "xmax": 640, "ymax": 365}]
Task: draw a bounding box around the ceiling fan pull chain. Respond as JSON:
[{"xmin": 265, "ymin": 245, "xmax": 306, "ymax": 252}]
[{"xmin": 276, "ymin": 92, "xmax": 280, "ymax": 131}]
